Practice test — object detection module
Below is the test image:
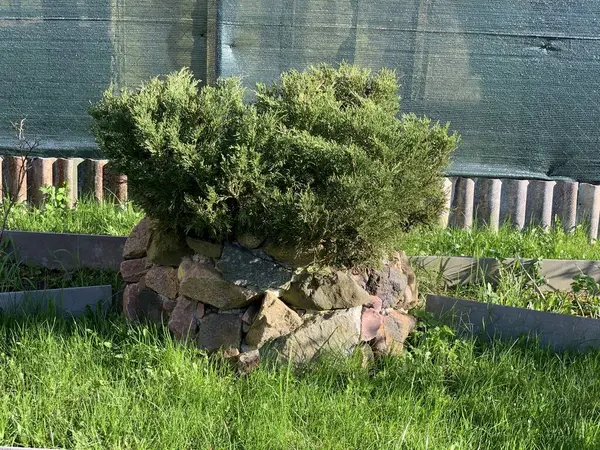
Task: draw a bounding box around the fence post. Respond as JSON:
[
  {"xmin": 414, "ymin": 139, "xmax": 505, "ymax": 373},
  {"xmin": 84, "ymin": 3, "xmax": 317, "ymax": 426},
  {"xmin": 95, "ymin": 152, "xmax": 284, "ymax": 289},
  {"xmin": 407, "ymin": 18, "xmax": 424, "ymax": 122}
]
[
  {"xmin": 29, "ymin": 157, "xmax": 55, "ymax": 206},
  {"xmin": 3, "ymin": 156, "xmax": 27, "ymax": 203},
  {"xmin": 474, "ymin": 178, "xmax": 501, "ymax": 231},
  {"xmin": 553, "ymin": 181, "xmax": 579, "ymax": 231},
  {"xmin": 450, "ymin": 177, "xmax": 475, "ymax": 229}
]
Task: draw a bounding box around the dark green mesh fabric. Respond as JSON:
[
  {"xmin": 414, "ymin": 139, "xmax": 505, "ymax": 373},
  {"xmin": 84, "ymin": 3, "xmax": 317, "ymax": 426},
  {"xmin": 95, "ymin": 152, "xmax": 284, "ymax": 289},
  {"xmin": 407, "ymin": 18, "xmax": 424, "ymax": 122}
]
[{"xmin": 3, "ymin": 0, "xmax": 600, "ymax": 182}]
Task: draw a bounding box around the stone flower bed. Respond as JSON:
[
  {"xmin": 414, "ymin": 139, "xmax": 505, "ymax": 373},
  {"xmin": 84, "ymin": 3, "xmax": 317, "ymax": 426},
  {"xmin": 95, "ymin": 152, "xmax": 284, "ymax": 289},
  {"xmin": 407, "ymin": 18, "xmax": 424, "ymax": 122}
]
[{"xmin": 121, "ymin": 218, "xmax": 418, "ymax": 372}]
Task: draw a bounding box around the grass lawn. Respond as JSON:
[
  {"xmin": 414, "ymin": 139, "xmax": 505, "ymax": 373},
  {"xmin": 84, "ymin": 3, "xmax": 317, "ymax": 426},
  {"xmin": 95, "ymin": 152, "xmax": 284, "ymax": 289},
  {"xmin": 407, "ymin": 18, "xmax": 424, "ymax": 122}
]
[
  {"xmin": 0, "ymin": 313, "xmax": 599, "ymax": 450},
  {"xmin": 3, "ymin": 197, "xmax": 143, "ymax": 236},
  {"xmin": 399, "ymin": 222, "xmax": 600, "ymax": 260},
  {"xmin": 2, "ymin": 203, "xmax": 600, "ymax": 448},
  {"xmin": 0, "ymin": 251, "xmax": 122, "ymax": 295}
]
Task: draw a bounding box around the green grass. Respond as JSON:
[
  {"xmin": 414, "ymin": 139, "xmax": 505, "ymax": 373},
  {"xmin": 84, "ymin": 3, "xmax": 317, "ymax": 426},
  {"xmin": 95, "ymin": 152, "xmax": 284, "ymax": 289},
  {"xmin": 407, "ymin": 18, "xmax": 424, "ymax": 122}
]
[
  {"xmin": 399, "ymin": 222, "xmax": 600, "ymax": 260},
  {"xmin": 4, "ymin": 197, "xmax": 600, "ymax": 261},
  {"xmin": 3, "ymin": 197, "xmax": 143, "ymax": 236},
  {"xmin": 0, "ymin": 313, "xmax": 599, "ymax": 449},
  {"xmin": 0, "ymin": 249, "xmax": 123, "ymax": 295}
]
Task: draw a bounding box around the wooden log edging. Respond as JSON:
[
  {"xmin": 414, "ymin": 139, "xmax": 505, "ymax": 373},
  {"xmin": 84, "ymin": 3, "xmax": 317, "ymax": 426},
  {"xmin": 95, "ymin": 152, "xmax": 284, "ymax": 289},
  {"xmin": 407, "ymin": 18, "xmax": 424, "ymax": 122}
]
[
  {"xmin": 1, "ymin": 155, "xmax": 599, "ymax": 239},
  {"xmin": 0, "ymin": 156, "xmax": 128, "ymax": 206},
  {"xmin": 426, "ymin": 294, "xmax": 600, "ymax": 352},
  {"xmin": 444, "ymin": 177, "xmax": 600, "ymax": 240}
]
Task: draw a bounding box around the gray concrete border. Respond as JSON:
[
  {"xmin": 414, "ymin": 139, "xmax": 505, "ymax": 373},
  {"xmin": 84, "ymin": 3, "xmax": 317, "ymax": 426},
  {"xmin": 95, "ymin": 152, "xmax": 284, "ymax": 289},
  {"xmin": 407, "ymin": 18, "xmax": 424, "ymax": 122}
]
[
  {"xmin": 1, "ymin": 231, "xmax": 126, "ymax": 271},
  {"xmin": 412, "ymin": 256, "xmax": 600, "ymax": 292},
  {"xmin": 0, "ymin": 285, "xmax": 112, "ymax": 317},
  {"xmin": 426, "ymin": 294, "xmax": 600, "ymax": 352}
]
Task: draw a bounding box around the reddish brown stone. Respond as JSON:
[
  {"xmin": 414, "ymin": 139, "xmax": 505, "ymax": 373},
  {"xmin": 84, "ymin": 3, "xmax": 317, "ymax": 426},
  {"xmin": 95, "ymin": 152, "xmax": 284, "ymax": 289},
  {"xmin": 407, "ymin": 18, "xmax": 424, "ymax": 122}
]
[
  {"xmin": 122, "ymin": 283, "xmax": 139, "ymax": 320},
  {"xmin": 365, "ymin": 295, "xmax": 383, "ymax": 312},
  {"xmin": 373, "ymin": 311, "xmax": 417, "ymax": 356},
  {"xmin": 360, "ymin": 308, "xmax": 383, "ymax": 342},
  {"xmin": 168, "ymin": 297, "xmax": 200, "ymax": 341},
  {"xmin": 145, "ymin": 265, "xmax": 179, "ymax": 299},
  {"xmin": 120, "ymin": 258, "xmax": 149, "ymax": 283},
  {"xmin": 123, "ymin": 217, "xmax": 151, "ymax": 259},
  {"xmin": 29, "ymin": 157, "xmax": 55, "ymax": 206},
  {"xmin": 196, "ymin": 312, "xmax": 243, "ymax": 352}
]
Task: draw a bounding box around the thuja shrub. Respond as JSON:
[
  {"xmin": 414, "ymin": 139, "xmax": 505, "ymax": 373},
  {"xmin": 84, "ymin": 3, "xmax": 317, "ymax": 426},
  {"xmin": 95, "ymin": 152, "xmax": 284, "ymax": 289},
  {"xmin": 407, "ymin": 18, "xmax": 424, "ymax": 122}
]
[
  {"xmin": 90, "ymin": 64, "xmax": 458, "ymax": 267},
  {"xmin": 90, "ymin": 70, "xmax": 270, "ymax": 239}
]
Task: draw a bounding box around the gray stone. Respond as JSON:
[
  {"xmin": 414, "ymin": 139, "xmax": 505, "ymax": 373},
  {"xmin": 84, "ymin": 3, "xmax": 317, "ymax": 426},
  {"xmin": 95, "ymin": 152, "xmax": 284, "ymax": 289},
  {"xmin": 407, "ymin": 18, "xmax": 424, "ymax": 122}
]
[
  {"xmin": 216, "ymin": 243, "xmax": 294, "ymax": 295},
  {"xmin": 196, "ymin": 312, "xmax": 243, "ymax": 352},
  {"xmin": 245, "ymin": 291, "xmax": 303, "ymax": 348},
  {"xmin": 282, "ymin": 270, "xmax": 372, "ymax": 310},
  {"xmin": 168, "ymin": 297, "xmax": 201, "ymax": 340},
  {"xmin": 186, "ymin": 237, "xmax": 223, "ymax": 259},
  {"xmin": 144, "ymin": 265, "xmax": 179, "ymax": 299},
  {"xmin": 147, "ymin": 227, "xmax": 191, "ymax": 267},
  {"xmin": 272, "ymin": 307, "xmax": 362, "ymax": 363},
  {"xmin": 236, "ymin": 233, "xmax": 265, "ymax": 249},
  {"xmin": 123, "ymin": 217, "xmax": 151, "ymax": 260},
  {"xmin": 236, "ymin": 349, "xmax": 261, "ymax": 375},
  {"xmin": 361, "ymin": 266, "xmax": 407, "ymax": 309},
  {"xmin": 262, "ymin": 242, "xmax": 316, "ymax": 267},
  {"xmin": 162, "ymin": 297, "xmax": 178, "ymax": 314},
  {"xmin": 354, "ymin": 253, "xmax": 418, "ymax": 310},
  {"xmin": 178, "ymin": 257, "xmax": 251, "ymax": 309}
]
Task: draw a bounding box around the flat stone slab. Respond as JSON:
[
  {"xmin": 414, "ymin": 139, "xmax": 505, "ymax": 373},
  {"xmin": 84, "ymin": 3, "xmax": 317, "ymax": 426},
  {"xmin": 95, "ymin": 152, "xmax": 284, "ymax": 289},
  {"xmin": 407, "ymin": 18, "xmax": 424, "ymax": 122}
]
[
  {"xmin": 216, "ymin": 243, "xmax": 294, "ymax": 295},
  {"xmin": 0, "ymin": 285, "xmax": 112, "ymax": 317},
  {"xmin": 426, "ymin": 294, "xmax": 600, "ymax": 352}
]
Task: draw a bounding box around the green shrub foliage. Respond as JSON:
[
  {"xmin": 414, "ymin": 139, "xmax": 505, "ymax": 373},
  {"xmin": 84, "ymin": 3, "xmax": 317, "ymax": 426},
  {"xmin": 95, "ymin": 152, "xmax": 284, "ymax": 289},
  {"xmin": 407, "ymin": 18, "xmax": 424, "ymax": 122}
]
[{"xmin": 90, "ymin": 64, "xmax": 458, "ymax": 267}]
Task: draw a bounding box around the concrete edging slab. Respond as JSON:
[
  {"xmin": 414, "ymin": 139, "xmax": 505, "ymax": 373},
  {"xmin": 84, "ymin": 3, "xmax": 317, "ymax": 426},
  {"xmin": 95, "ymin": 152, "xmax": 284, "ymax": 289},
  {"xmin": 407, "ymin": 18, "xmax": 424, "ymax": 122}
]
[
  {"xmin": 412, "ymin": 256, "xmax": 600, "ymax": 292},
  {"xmin": 1, "ymin": 231, "xmax": 126, "ymax": 271},
  {"xmin": 426, "ymin": 294, "xmax": 600, "ymax": 352},
  {"xmin": 0, "ymin": 285, "xmax": 112, "ymax": 317}
]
